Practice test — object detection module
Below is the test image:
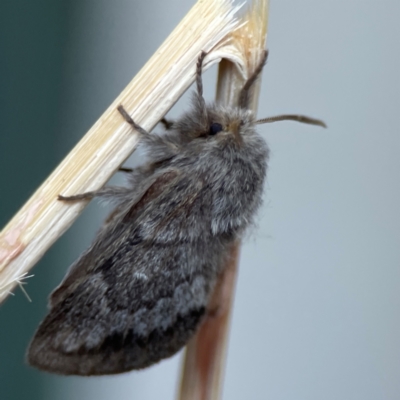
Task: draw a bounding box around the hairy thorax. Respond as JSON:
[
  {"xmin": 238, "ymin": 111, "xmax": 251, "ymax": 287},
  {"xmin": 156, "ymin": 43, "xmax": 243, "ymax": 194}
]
[{"xmin": 169, "ymin": 114, "xmax": 269, "ymax": 238}]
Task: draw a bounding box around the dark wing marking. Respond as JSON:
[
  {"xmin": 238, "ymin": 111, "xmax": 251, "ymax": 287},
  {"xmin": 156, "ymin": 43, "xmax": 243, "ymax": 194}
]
[{"xmin": 28, "ymin": 169, "xmax": 227, "ymax": 375}]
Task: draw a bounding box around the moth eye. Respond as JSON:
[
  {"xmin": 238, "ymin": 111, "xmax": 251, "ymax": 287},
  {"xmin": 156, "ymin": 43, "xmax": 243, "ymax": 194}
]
[
  {"xmin": 209, "ymin": 123, "xmax": 223, "ymax": 136},
  {"xmin": 240, "ymin": 119, "xmax": 245, "ymax": 126}
]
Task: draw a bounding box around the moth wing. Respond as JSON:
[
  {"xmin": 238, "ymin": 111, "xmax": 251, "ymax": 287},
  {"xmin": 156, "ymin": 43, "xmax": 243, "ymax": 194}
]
[
  {"xmin": 47, "ymin": 169, "xmax": 181, "ymax": 308},
  {"xmin": 28, "ymin": 169, "xmax": 226, "ymax": 375}
]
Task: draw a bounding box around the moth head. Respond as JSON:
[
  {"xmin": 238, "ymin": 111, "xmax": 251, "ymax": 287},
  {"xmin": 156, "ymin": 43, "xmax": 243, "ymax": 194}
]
[
  {"xmin": 203, "ymin": 105, "xmax": 257, "ymax": 145},
  {"xmin": 172, "ymin": 101, "xmax": 258, "ymax": 147}
]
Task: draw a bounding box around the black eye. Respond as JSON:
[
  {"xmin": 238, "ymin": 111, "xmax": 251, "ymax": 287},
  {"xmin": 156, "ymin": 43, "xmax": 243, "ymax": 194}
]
[{"xmin": 209, "ymin": 122, "xmax": 223, "ymax": 135}]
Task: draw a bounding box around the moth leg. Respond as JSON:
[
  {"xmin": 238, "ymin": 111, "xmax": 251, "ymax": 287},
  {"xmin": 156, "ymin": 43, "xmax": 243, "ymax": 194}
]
[
  {"xmin": 58, "ymin": 186, "xmax": 127, "ymax": 202},
  {"xmin": 118, "ymin": 167, "xmax": 133, "ymax": 173},
  {"xmin": 58, "ymin": 192, "xmax": 96, "ymax": 202},
  {"xmin": 160, "ymin": 118, "xmax": 174, "ymax": 130},
  {"xmin": 239, "ymin": 49, "xmax": 269, "ymax": 109},
  {"xmin": 117, "ymin": 105, "xmax": 148, "ymax": 136}
]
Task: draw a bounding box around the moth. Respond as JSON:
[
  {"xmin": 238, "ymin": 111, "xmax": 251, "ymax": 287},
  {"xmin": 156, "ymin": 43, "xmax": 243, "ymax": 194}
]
[{"xmin": 27, "ymin": 50, "xmax": 325, "ymax": 375}]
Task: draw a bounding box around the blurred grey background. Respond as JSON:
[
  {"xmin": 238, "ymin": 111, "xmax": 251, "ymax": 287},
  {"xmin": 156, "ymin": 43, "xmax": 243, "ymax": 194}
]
[{"xmin": 1, "ymin": 0, "xmax": 399, "ymax": 399}]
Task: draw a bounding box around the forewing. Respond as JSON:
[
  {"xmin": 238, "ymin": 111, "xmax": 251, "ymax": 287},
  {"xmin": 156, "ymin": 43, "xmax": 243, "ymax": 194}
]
[{"xmin": 28, "ymin": 169, "xmax": 225, "ymax": 375}]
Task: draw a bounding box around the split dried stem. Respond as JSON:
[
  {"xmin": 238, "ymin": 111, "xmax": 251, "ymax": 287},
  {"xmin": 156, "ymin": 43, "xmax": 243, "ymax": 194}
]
[{"xmin": 0, "ymin": 0, "xmax": 242, "ymax": 303}]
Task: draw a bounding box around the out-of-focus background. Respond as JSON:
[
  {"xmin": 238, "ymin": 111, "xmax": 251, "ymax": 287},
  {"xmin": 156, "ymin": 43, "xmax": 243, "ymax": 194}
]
[{"xmin": 1, "ymin": 0, "xmax": 399, "ymax": 399}]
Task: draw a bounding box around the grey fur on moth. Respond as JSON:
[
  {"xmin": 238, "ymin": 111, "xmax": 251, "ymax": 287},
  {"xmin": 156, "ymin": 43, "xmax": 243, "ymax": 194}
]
[{"xmin": 27, "ymin": 51, "xmax": 269, "ymax": 375}]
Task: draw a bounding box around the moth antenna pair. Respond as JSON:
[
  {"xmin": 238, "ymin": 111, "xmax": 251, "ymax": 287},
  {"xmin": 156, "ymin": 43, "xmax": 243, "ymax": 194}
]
[
  {"xmin": 195, "ymin": 50, "xmax": 326, "ymax": 128},
  {"xmin": 118, "ymin": 50, "xmax": 326, "ymax": 134}
]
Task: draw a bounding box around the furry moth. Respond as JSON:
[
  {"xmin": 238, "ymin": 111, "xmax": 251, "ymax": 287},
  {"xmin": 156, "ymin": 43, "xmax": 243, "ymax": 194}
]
[{"xmin": 27, "ymin": 50, "xmax": 325, "ymax": 375}]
